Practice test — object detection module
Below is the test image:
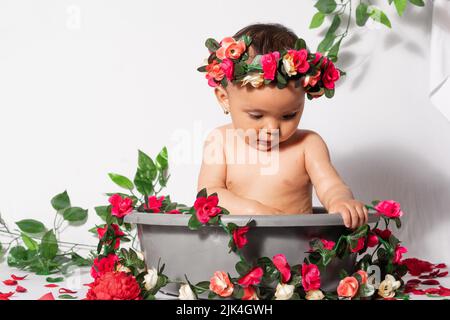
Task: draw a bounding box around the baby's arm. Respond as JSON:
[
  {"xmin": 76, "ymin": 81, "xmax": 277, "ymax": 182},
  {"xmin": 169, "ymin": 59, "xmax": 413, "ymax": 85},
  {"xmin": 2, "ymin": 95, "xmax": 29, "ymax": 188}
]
[
  {"xmin": 197, "ymin": 128, "xmax": 283, "ymax": 215},
  {"xmin": 303, "ymin": 130, "xmax": 368, "ymax": 228}
]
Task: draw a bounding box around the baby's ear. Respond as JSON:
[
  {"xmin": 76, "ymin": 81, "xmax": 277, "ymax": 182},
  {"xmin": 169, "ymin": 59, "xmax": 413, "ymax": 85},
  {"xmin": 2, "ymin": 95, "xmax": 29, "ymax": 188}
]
[{"xmin": 214, "ymin": 86, "xmax": 230, "ymax": 112}]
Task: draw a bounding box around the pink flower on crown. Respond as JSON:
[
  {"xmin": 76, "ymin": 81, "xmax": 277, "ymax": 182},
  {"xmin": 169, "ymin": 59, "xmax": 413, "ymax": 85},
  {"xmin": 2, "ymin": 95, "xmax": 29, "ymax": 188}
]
[
  {"xmin": 322, "ymin": 60, "xmax": 340, "ymax": 90},
  {"xmin": 312, "ymin": 52, "xmax": 327, "ymax": 66},
  {"xmin": 220, "ymin": 58, "xmax": 234, "ymax": 81},
  {"xmin": 216, "ymin": 37, "xmax": 246, "ymax": 60},
  {"xmin": 261, "ymin": 51, "xmax": 280, "ymax": 81},
  {"xmin": 205, "ymin": 60, "xmax": 225, "ymax": 87},
  {"xmin": 302, "ymin": 70, "xmax": 321, "ymax": 88},
  {"xmin": 282, "ymin": 49, "xmax": 309, "ymax": 76}
]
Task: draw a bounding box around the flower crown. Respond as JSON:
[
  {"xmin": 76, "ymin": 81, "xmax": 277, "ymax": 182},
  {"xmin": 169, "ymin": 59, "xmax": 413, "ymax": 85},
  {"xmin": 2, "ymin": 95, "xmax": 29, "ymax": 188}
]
[{"xmin": 197, "ymin": 35, "xmax": 345, "ymax": 100}]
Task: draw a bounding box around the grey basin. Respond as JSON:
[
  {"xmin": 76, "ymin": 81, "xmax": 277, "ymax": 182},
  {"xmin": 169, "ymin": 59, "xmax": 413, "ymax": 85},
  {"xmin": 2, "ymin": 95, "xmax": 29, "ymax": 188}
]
[{"xmin": 124, "ymin": 207, "xmax": 379, "ymax": 297}]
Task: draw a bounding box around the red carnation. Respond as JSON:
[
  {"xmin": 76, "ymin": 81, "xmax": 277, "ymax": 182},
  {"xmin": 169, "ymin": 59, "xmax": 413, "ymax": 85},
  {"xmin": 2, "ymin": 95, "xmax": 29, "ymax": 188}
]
[
  {"xmin": 232, "ymin": 226, "xmax": 250, "ymax": 249},
  {"xmin": 85, "ymin": 271, "xmax": 142, "ymax": 300},
  {"xmin": 97, "ymin": 223, "xmax": 125, "ymax": 249},
  {"xmin": 108, "ymin": 194, "xmax": 133, "ymax": 218},
  {"xmin": 237, "ymin": 267, "xmax": 264, "ymax": 288},
  {"xmin": 194, "ymin": 195, "xmax": 221, "ymax": 224},
  {"xmin": 90, "ymin": 253, "xmax": 119, "ymax": 279},
  {"xmin": 272, "ymin": 254, "xmax": 291, "ymax": 283},
  {"xmin": 301, "ymin": 263, "xmax": 321, "ymax": 291}
]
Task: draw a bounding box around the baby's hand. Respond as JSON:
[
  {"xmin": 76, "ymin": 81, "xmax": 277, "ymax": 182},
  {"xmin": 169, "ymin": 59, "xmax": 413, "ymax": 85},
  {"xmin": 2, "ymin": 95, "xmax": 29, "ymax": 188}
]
[{"xmin": 328, "ymin": 199, "xmax": 368, "ymax": 229}]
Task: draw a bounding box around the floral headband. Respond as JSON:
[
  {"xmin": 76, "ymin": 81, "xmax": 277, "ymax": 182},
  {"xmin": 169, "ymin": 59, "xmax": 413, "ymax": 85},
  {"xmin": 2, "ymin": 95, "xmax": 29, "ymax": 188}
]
[{"xmin": 197, "ymin": 35, "xmax": 345, "ymax": 100}]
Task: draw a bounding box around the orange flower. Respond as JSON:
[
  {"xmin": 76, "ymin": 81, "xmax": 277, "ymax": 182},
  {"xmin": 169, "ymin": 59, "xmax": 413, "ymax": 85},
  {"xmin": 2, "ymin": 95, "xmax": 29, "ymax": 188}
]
[
  {"xmin": 205, "ymin": 60, "xmax": 225, "ymax": 87},
  {"xmin": 216, "ymin": 37, "xmax": 246, "ymax": 60},
  {"xmin": 337, "ymin": 276, "xmax": 359, "ymax": 299},
  {"xmin": 356, "ymin": 270, "xmax": 368, "ymax": 284},
  {"xmin": 301, "ymin": 70, "xmax": 321, "ymax": 88},
  {"xmin": 209, "ymin": 271, "xmax": 234, "ymax": 297}
]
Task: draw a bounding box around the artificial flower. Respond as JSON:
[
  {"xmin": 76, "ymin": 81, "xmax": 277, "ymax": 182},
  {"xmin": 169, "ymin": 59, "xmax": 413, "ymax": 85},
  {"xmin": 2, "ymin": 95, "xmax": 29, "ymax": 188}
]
[
  {"xmin": 237, "ymin": 267, "xmax": 264, "ymax": 288},
  {"xmin": 143, "ymin": 268, "xmax": 158, "ymax": 291},
  {"xmin": 178, "ymin": 284, "xmax": 196, "ymax": 300},
  {"xmin": 144, "ymin": 195, "xmax": 165, "ymax": 213},
  {"xmin": 272, "ymin": 254, "xmax": 291, "ymax": 283},
  {"xmin": 301, "ymin": 70, "xmax": 321, "ymax": 88},
  {"xmin": 209, "ymin": 271, "xmax": 234, "ymax": 297},
  {"xmin": 305, "ymin": 289, "xmax": 325, "ymax": 300},
  {"xmin": 321, "ymin": 239, "xmax": 335, "ymax": 250},
  {"xmin": 261, "ymin": 51, "xmax": 280, "ymax": 80},
  {"xmin": 96, "ymin": 223, "xmax": 125, "ymax": 249},
  {"xmin": 367, "ymin": 232, "xmax": 379, "ymax": 247},
  {"xmin": 242, "ymin": 286, "xmax": 259, "ymax": 300},
  {"xmin": 393, "ymin": 245, "xmax": 408, "ymax": 264},
  {"xmin": 194, "ymin": 195, "xmax": 221, "ymax": 224},
  {"xmin": 216, "ymin": 37, "xmax": 246, "ymax": 60},
  {"xmin": 356, "ymin": 270, "xmax": 368, "ymax": 284},
  {"xmin": 374, "ymin": 200, "xmax": 404, "ymax": 218},
  {"xmin": 282, "ymin": 49, "xmax": 309, "ymax": 76},
  {"xmin": 220, "ymin": 58, "xmax": 234, "ymax": 81},
  {"xmin": 321, "ymin": 60, "xmax": 340, "ymax": 90},
  {"xmin": 377, "ymin": 274, "xmax": 400, "ymax": 299},
  {"xmin": 86, "ymin": 271, "xmax": 141, "ymax": 300},
  {"xmin": 206, "ymin": 60, "xmax": 225, "ymax": 87},
  {"xmin": 350, "ymin": 237, "xmax": 365, "ymax": 253},
  {"xmin": 90, "ymin": 254, "xmax": 119, "ymax": 279},
  {"xmin": 232, "ymin": 226, "xmax": 250, "ymax": 249},
  {"xmin": 108, "ymin": 194, "xmax": 133, "ymax": 218},
  {"xmin": 274, "ymin": 283, "xmax": 295, "ymax": 300},
  {"xmin": 373, "ymin": 228, "xmax": 392, "ymax": 240},
  {"xmin": 241, "ymin": 72, "xmax": 264, "ymax": 88},
  {"xmin": 337, "ymin": 277, "xmax": 359, "ymax": 299},
  {"xmin": 301, "ymin": 263, "xmax": 321, "ymax": 291},
  {"xmin": 116, "ymin": 264, "xmax": 131, "ymax": 274}
]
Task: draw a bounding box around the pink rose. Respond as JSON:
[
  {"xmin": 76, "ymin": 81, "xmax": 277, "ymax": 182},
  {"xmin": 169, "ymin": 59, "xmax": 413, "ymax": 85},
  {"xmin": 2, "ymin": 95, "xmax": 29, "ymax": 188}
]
[
  {"xmin": 216, "ymin": 37, "xmax": 246, "ymax": 60},
  {"xmin": 312, "ymin": 52, "xmax": 326, "ymax": 65},
  {"xmin": 108, "ymin": 194, "xmax": 133, "ymax": 218},
  {"xmin": 301, "ymin": 263, "xmax": 321, "ymax": 291},
  {"xmin": 144, "ymin": 195, "xmax": 165, "ymax": 213},
  {"xmin": 337, "ymin": 276, "xmax": 359, "ymax": 298},
  {"xmin": 367, "ymin": 232, "xmax": 379, "ymax": 248},
  {"xmin": 232, "ymin": 226, "xmax": 250, "ymax": 249},
  {"xmin": 90, "ymin": 254, "xmax": 119, "ymax": 279},
  {"xmin": 375, "ymin": 200, "xmax": 404, "ymax": 219},
  {"xmin": 220, "ymin": 58, "xmax": 234, "ymax": 81},
  {"xmin": 261, "ymin": 51, "xmax": 280, "ymax": 80},
  {"xmin": 287, "ymin": 49, "xmax": 310, "ymax": 73},
  {"xmin": 272, "ymin": 254, "xmax": 291, "ymax": 283},
  {"xmin": 321, "ymin": 60, "xmax": 340, "ymax": 90},
  {"xmin": 350, "ymin": 237, "xmax": 365, "ymax": 253},
  {"xmin": 97, "ymin": 224, "xmax": 125, "ymax": 250},
  {"xmin": 393, "ymin": 245, "xmax": 408, "ymax": 264},
  {"xmin": 237, "ymin": 267, "xmax": 264, "ymax": 288},
  {"xmin": 194, "ymin": 195, "xmax": 222, "ymax": 224}
]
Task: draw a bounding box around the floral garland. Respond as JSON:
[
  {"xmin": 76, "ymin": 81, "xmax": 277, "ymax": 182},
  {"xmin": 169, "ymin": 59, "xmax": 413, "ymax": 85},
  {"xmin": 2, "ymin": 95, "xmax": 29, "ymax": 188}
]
[{"xmin": 197, "ymin": 35, "xmax": 345, "ymax": 100}]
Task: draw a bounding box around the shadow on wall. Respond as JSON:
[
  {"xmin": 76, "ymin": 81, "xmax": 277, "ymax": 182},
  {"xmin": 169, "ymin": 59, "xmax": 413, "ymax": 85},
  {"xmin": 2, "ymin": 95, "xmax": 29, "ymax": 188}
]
[{"xmin": 334, "ymin": 145, "xmax": 450, "ymax": 262}]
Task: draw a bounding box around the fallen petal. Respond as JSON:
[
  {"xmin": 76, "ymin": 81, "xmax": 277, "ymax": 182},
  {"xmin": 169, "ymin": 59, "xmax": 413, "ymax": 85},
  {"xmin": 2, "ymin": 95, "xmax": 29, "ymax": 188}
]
[
  {"xmin": 38, "ymin": 292, "xmax": 55, "ymax": 300},
  {"xmin": 11, "ymin": 274, "xmax": 28, "ymax": 281},
  {"xmin": 58, "ymin": 288, "xmax": 77, "ymax": 294},
  {"xmin": 44, "ymin": 284, "xmax": 59, "ymax": 288},
  {"xmin": 422, "ymin": 279, "xmax": 440, "ymax": 286},
  {"xmin": 3, "ymin": 279, "xmax": 18, "ymax": 286},
  {"xmin": 15, "ymin": 286, "xmax": 27, "ymax": 293}
]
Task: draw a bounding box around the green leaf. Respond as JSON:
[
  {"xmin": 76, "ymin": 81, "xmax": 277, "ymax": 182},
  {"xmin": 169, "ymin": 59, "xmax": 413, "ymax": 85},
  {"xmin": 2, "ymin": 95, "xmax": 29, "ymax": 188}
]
[
  {"xmin": 235, "ymin": 260, "xmax": 251, "ymax": 276},
  {"xmin": 7, "ymin": 246, "xmax": 28, "ymax": 267},
  {"xmin": 197, "ymin": 65, "xmax": 207, "ymax": 72},
  {"xmin": 205, "ymin": 38, "xmax": 220, "ymax": 52},
  {"xmin": 309, "ymin": 12, "xmax": 325, "ymax": 29},
  {"xmin": 317, "ymin": 33, "xmax": 336, "ymax": 53},
  {"xmin": 108, "ymin": 173, "xmax": 134, "ymax": 190},
  {"xmin": 51, "ymin": 191, "xmax": 71, "ymax": 211},
  {"xmin": 134, "ymin": 150, "xmax": 157, "ymax": 196},
  {"xmin": 328, "ymin": 38, "xmax": 342, "ymax": 62},
  {"xmin": 294, "ymin": 38, "xmax": 307, "ymax": 50},
  {"xmin": 194, "ymin": 281, "xmax": 211, "ymax": 294},
  {"xmin": 324, "ymin": 88, "xmax": 335, "ymax": 98},
  {"xmin": 16, "ymin": 219, "xmax": 46, "ymax": 234},
  {"xmin": 276, "ymin": 72, "xmax": 287, "ymax": 84},
  {"xmin": 40, "ymin": 230, "xmax": 58, "ymax": 260},
  {"xmin": 21, "ymin": 233, "xmax": 39, "ymax": 251},
  {"xmin": 369, "ymin": 7, "xmax": 392, "ymax": 28},
  {"xmin": 94, "ymin": 205, "xmax": 110, "ymax": 222},
  {"xmin": 356, "ymin": 2, "xmax": 370, "ymax": 27},
  {"xmin": 46, "ymin": 276, "xmax": 64, "ymax": 283},
  {"xmin": 393, "ymin": 0, "xmax": 407, "ymax": 16},
  {"xmin": 395, "ymin": 217, "xmax": 402, "ymax": 228},
  {"xmin": 62, "ymin": 207, "xmax": 88, "ymax": 222},
  {"xmin": 327, "ymin": 14, "xmax": 341, "ymax": 36},
  {"xmin": 155, "ymin": 147, "xmax": 169, "ymax": 171},
  {"xmin": 241, "ymin": 34, "xmax": 252, "ymax": 47},
  {"xmin": 188, "ymin": 214, "xmax": 202, "ymax": 230},
  {"xmin": 196, "ymin": 188, "xmax": 208, "ymax": 199},
  {"xmin": 58, "ymin": 294, "xmax": 77, "ymax": 299},
  {"xmin": 408, "ymin": 0, "xmax": 424, "ymax": 7},
  {"xmin": 314, "ymin": 0, "xmax": 337, "ymax": 14}
]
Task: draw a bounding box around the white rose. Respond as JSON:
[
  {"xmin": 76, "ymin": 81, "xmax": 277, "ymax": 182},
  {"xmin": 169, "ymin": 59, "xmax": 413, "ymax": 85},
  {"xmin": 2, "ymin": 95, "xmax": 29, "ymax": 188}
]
[
  {"xmin": 305, "ymin": 289, "xmax": 325, "ymax": 300},
  {"xmin": 274, "ymin": 283, "xmax": 295, "ymax": 300},
  {"xmin": 282, "ymin": 55, "xmax": 297, "ymax": 76},
  {"xmin": 179, "ymin": 284, "xmax": 196, "ymax": 300},
  {"xmin": 241, "ymin": 72, "xmax": 264, "ymax": 88},
  {"xmin": 377, "ymin": 274, "xmax": 401, "ymax": 299},
  {"xmin": 143, "ymin": 268, "xmax": 158, "ymax": 291}
]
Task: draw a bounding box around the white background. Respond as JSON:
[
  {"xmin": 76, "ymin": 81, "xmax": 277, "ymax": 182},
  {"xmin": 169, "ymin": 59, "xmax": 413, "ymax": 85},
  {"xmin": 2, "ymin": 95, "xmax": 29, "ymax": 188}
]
[{"xmin": 1, "ymin": 0, "xmax": 449, "ymax": 265}]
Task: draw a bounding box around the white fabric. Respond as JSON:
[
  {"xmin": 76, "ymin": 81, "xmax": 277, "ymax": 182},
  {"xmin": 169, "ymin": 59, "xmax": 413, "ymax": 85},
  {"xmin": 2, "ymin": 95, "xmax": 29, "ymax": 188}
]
[{"xmin": 430, "ymin": 0, "xmax": 450, "ymax": 121}]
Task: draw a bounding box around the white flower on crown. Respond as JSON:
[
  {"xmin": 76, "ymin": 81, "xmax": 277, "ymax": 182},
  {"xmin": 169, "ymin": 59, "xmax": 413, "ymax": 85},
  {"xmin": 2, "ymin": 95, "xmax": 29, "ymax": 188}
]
[
  {"xmin": 241, "ymin": 72, "xmax": 264, "ymax": 88},
  {"xmin": 274, "ymin": 283, "xmax": 295, "ymax": 300}
]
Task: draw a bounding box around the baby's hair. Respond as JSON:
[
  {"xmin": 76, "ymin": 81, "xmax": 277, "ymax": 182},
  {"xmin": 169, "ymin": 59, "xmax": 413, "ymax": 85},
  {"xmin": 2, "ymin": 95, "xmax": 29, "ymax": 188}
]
[{"xmin": 232, "ymin": 23, "xmax": 299, "ymax": 57}]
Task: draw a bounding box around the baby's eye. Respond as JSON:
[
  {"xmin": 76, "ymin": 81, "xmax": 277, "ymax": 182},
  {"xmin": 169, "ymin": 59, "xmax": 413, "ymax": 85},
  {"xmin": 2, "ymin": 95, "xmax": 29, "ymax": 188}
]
[
  {"xmin": 248, "ymin": 113, "xmax": 263, "ymax": 120},
  {"xmin": 282, "ymin": 112, "xmax": 297, "ymax": 120}
]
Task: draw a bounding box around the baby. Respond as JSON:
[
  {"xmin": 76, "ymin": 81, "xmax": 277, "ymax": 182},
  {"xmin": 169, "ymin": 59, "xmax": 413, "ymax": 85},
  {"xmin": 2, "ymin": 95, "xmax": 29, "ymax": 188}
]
[{"xmin": 197, "ymin": 23, "xmax": 368, "ymax": 229}]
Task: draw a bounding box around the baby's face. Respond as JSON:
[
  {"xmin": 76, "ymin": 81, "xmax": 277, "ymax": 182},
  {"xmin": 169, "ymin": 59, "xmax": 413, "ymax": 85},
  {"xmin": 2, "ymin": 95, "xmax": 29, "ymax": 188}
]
[{"xmin": 215, "ymin": 80, "xmax": 305, "ymax": 151}]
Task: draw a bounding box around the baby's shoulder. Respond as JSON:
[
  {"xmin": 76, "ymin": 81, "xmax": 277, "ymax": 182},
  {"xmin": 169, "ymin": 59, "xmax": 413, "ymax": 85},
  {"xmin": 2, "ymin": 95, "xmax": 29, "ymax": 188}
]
[{"xmin": 297, "ymin": 129, "xmax": 328, "ymax": 149}]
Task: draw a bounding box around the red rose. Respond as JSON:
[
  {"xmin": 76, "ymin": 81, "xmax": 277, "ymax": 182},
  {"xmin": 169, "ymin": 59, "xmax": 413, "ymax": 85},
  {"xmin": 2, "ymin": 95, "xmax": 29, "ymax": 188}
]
[
  {"xmin": 90, "ymin": 254, "xmax": 119, "ymax": 279},
  {"xmin": 97, "ymin": 224, "xmax": 125, "ymax": 249},
  {"xmin": 272, "ymin": 254, "xmax": 291, "ymax": 283},
  {"xmin": 321, "ymin": 60, "xmax": 340, "ymax": 90},
  {"xmin": 400, "ymin": 258, "xmax": 434, "ymax": 276},
  {"xmin": 220, "ymin": 58, "xmax": 234, "ymax": 81},
  {"xmin": 321, "ymin": 239, "xmax": 335, "ymax": 250},
  {"xmin": 166, "ymin": 209, "xmax": 181, "ymax": 214},
  {"xmin": 373, "ymin": 228, "xmax": 392, "ymax": 240},
  {"xmin": 301, "ymin": 263, "xmax": 321, "ymax": 291},
  {"xmin": 194, "ymin": 195, "xmax": 221, "ymax": 224},
  {"xmin": 374, "ymin": 200, "xmax": 404, "ymax": 218},
  {"xmin": 261, "ymin": 51, "xmax": 280, "ymax": 80},
  {"xmin": 393, "ymin": 245, "xmax": 408, "ymax": 264},
  {"xmin": 350, "ymin": 237, "xmax": 365, "ymax": 253},
  {"xmin": 85, "ymin": 271, "xmax": 142, "ymax": 300},
  {"xmin": 367, "ymin": 232, "xmax": 379, "ymax": 248},
  {"xmin": 108, "ymin": 194, "xmax": 133, "ymax": 218},
  {"xmin": 237, "ymin": 267, "xmax": 264, "ymax": 288},
  {"xmin": 232, "ymin": 226, "xmax": 250, "ymax": 249},
  {"xmin": 287, "ymin": 49, "xmax": 310, "ymax": 73},
  {"xmin": 143, "ymin": 195, "xmax": 165, "ymax": 213}
]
